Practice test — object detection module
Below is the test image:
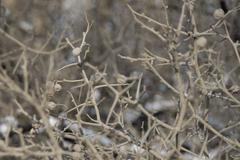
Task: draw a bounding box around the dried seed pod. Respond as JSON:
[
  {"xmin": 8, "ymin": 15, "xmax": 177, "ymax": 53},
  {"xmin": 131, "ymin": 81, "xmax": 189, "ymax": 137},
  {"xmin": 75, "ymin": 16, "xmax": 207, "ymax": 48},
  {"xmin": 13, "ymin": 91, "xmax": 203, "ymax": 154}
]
[
  {"xmin": 116, "ymin": 74, "xmax": 128, "ymax": 84},
  {"xmin": 213, "ymin": 9, "xmax": 225, "ymax": 20},
  {"xmin": 195, "ymin": 37, "xmax": 207, "ymax": 48},
  {"xmin": 72, "ymin": 47, "xmax": 81, "ymax": 56},
  {"xmin": 73, "ymin": 144, "xmax": 82, "ymax": 152},
  {"xmin": 54, "ymin": 83, "xmax": 62, "ymax": 92},
  {"xmin": 47, "ymin": 101, "xmax": 57, "ymax": 110}
]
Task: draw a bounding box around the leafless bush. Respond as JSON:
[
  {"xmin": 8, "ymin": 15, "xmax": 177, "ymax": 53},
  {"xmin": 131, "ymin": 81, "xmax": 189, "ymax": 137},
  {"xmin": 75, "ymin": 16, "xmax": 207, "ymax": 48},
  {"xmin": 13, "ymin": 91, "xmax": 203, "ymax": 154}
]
[{"xmin": 0, "ymin": 0, "xmax": 240, "ymax": 159}]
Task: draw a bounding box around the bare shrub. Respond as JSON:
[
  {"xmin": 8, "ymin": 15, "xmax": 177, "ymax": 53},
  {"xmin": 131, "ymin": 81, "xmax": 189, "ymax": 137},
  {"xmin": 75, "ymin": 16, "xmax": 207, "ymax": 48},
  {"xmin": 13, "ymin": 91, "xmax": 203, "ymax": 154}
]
[{"xmin": 0, "ymin": 0, "xmax": 240, "ymax": 159}]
